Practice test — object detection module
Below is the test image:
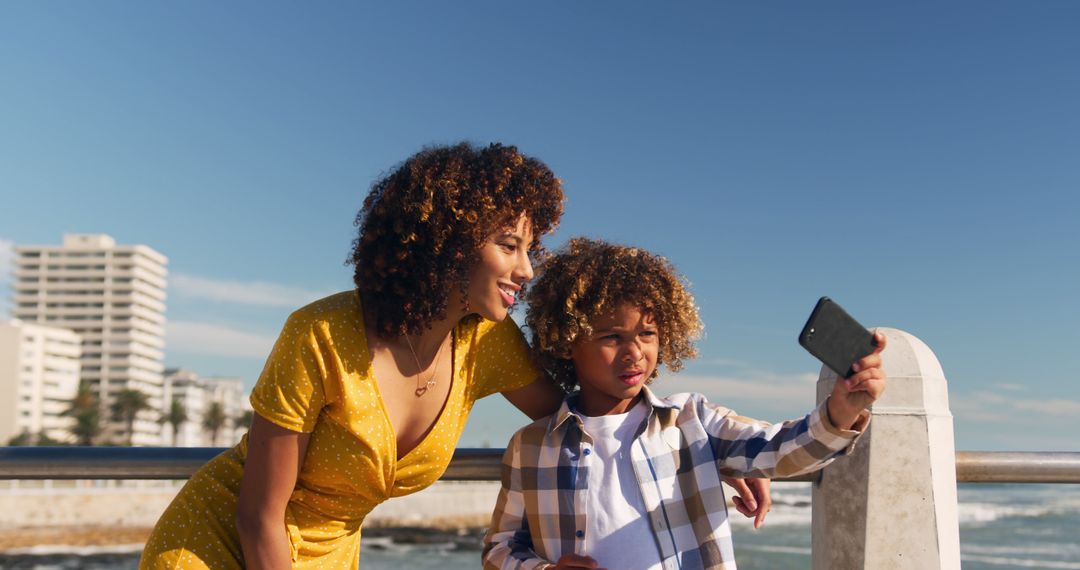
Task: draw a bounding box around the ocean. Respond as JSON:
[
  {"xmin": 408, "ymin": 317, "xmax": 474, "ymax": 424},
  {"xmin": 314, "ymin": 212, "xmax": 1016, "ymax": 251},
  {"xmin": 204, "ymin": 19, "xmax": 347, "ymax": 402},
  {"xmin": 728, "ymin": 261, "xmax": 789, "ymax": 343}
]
[{"xmin": 1, "ymin": 483, "xmax": 1077, "ymax": 569}]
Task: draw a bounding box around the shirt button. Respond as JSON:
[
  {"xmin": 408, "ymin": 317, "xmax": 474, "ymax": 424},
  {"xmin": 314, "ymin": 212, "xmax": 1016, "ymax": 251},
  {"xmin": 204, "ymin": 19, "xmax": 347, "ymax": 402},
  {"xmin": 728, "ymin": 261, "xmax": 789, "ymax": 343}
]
[{"xmin": 576, "ymin": 530, "xmax": 585, "ymax": 538}]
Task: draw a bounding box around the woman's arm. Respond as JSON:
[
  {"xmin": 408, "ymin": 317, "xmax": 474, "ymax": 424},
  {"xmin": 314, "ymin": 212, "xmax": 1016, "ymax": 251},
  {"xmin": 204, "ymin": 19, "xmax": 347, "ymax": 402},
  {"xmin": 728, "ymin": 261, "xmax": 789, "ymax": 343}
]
[
  {"xmin": 236, "ymin": 414, "xmax": 311, "ymax": 570},
  {"xmin": 724, "ymin": 476, "xmax": 772, "ymax": 529},
  {"xmin": 501, "ymin": 375, "xmax": 564, "ymax": 420}
]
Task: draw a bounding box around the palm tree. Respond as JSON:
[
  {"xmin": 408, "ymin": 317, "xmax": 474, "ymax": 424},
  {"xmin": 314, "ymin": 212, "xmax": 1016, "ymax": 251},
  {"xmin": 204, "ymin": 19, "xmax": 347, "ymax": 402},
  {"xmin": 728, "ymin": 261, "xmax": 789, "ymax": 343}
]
[
  {"xmin": 236, "ymin": 410, "xmax": 254, "ymax": 431},
  {"xmin": 7, "ymin": 430, "xmax": 32, "ymax": 446},
  {"xmin": 63, "ymin": 382, "xmax": 101, "ymax": 446},
  {"xmin": 110, "ymin": 388, "xmax": 152, "ymax": 446},
  {"xmin": 202, "ymin": 401, "xmax": 228, "ymax": 446},
  {"xmin": 160, "ymin": 399, "xmax": 188, "ymax": 446}
]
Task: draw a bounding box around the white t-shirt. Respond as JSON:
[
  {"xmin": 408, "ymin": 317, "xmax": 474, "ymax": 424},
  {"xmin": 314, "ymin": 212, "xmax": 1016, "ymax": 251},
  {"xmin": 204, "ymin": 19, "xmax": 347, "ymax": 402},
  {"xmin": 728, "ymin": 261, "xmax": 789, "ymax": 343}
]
[{"xmin": 578, "ymin": 400, "xmax": 663, "ymax": 570}]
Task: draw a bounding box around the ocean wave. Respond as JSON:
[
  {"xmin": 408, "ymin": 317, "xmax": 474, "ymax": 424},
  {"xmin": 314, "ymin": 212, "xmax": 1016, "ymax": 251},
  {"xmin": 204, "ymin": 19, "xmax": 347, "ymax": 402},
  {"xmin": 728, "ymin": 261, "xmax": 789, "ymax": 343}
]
[
  {"xmin": 729, "ymin": 508, "xmax": 811, "ymax": 527},
  {"xmin": 964, "ymin": 542, "xmax": 1080, "ymax": 558},
  {"xmin": 726, "ymin": 483, "xmax": 814, "ymax": 527},
  {"xmin": 725, "ymin": 496, "xmax": 1075, "ymax": 529},
  {"xmin": 362, "ymin": 537, "xmax": 462, "ymax": 553},
  {"xmin": 740, "ymin": 544, "xmax": 812, "ymax": 556},
  {"xmin": 958, "ymin": 501, "xmax": 1068, "ymax": 524},
  {"xmin": 961, "ymin": 554, "xmax": 1080, "ymax": 569}
]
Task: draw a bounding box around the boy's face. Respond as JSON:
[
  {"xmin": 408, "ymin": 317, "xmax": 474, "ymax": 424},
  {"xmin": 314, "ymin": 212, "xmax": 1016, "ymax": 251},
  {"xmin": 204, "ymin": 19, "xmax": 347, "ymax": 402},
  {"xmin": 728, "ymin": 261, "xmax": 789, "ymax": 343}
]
[{"xmin": 570, "ymin": 303, "xmax": 659, "ymax": 416}]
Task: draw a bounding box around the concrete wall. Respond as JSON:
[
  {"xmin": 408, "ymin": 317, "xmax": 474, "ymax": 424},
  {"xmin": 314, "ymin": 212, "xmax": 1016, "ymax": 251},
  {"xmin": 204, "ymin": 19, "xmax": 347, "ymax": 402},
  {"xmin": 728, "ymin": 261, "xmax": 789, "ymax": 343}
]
[{"xmin": 0, "ymin": 480, "xmax": 505, "ymax": 529}]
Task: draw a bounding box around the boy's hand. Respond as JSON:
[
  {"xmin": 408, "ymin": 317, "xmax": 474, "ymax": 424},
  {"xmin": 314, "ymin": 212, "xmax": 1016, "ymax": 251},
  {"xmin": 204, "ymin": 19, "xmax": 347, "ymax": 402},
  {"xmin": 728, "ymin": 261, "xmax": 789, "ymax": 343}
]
[
  {"xmin": 827, "ymin": 331, "xmax": 888, "ymax": 430},
  {"xmin": 553, "ymin": 553, "xmax": 603, "ymax": 569},
  {"xmin": 724, "ymin": 476, "xmax": 772, "ymax": 529}
]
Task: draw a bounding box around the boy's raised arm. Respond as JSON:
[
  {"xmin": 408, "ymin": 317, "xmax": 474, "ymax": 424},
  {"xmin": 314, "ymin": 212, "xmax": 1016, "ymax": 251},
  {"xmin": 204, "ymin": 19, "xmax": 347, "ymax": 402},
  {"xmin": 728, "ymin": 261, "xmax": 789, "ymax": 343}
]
[
  {"xmin": 700, "ymin": 334, "xmax": 887, "ymax": 479},
  {"xmin": 705, "ymin": 403, "xmax": 864, "ymax": 479}
]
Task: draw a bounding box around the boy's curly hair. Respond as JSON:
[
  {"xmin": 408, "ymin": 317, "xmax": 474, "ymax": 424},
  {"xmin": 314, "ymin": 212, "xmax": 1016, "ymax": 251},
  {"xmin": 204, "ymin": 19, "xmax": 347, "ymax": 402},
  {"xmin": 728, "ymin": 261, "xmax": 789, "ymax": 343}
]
[
  {"xmin": 348, "ymin": 142, "xmax": 564, "ymax": 339},
  {"xmin": 525, "ymin": 237, "xmax": 703, "ymax": 391}
]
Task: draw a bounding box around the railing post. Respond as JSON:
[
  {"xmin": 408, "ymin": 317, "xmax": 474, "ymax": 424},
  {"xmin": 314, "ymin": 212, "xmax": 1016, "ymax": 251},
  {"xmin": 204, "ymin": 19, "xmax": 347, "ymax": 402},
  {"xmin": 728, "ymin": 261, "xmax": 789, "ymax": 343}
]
[{"xmin": 811, "ymin": 327, "xmax": 961, "ymax": 569}]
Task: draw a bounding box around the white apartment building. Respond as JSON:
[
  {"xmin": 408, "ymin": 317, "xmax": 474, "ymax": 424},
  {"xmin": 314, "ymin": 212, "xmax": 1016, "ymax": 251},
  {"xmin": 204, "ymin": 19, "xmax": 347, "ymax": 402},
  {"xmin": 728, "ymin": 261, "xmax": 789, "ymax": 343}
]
[
  {"xmin": 0, "ymin": 320, "xmax": 82, "ymax": 444},
  {"xmin": 163, "ymin": 368, "xmax": 251, "ymax": 447},
  {"xmin": 12, "ymin": 234, "xmax": 167, "ymax": 445}
]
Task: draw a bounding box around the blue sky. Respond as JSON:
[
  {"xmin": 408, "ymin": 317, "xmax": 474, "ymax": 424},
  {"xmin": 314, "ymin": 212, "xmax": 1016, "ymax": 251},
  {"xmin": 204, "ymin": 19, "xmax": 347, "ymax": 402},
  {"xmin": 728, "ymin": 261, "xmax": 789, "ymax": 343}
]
[{"xmin": 1, "ymin": 2, "xmax": 1077, "ymax": 451}]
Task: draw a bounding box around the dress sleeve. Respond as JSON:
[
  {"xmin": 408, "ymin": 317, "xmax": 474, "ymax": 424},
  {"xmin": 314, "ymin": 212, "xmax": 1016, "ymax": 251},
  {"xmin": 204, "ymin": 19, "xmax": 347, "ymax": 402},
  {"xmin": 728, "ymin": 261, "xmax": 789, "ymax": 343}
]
[
  {"xmin": 469, "ymin": 317, "xmax": 542, "ymax": 401},
  {"xmin": 248, "ymin": 311, "xmax": 328, "ymax": 433}
]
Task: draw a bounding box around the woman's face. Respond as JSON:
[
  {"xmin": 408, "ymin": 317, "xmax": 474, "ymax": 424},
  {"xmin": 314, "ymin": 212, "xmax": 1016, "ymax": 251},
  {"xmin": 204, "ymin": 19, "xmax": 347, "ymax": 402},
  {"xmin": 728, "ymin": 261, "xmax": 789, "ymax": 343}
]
[{"xmin": 464, "ymin": 215, "xmax": 536, "ymax": 322}]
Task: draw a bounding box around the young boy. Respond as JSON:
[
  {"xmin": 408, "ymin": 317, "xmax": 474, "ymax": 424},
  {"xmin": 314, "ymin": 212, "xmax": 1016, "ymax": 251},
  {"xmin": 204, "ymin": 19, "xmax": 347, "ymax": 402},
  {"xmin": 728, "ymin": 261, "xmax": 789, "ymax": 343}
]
[{"xmin": 482, "ymin": 238, "xmax": 887, "ymax": 570}]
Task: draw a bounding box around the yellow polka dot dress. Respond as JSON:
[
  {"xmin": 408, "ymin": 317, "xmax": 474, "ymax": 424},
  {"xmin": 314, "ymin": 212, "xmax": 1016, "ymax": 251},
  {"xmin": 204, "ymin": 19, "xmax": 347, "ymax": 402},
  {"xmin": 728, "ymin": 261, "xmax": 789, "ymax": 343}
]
[{"xmin": 140, "ymin": 290, "xmax": 538, "ymax": 569}]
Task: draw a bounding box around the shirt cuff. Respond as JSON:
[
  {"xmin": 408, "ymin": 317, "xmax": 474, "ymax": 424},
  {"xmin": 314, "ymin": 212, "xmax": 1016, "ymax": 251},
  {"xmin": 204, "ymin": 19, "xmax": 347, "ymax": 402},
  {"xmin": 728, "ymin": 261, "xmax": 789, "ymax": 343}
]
[{"xmin": 810, "ymin": 399, "xmax": 871, "ymax": 452}]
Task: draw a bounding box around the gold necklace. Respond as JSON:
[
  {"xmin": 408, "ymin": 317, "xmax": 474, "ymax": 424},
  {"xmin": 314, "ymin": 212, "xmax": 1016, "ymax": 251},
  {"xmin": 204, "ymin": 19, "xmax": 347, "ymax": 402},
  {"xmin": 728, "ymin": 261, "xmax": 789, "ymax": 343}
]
[{"xmin": 403, "ymin": 332, "xmax": 449, "ymax": 397}]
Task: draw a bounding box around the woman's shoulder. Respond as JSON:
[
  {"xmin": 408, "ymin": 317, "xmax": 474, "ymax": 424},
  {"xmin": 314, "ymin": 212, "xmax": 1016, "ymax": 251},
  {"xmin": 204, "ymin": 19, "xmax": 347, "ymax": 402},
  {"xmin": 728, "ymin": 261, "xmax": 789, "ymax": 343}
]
[
  {"xmin": 459, "ymin": 316, "xmax": 529, "ymax": 355},
  {"xmin": 288, "ymin": 290, "xmax": 360, "ymax": 323},
  {"xmin": 277, "ymin": 290, "xmax": 363, "ymax": 343},
  {"xmin": 469, "ymin": 315, "xmax": 523, "ymax": 337}
]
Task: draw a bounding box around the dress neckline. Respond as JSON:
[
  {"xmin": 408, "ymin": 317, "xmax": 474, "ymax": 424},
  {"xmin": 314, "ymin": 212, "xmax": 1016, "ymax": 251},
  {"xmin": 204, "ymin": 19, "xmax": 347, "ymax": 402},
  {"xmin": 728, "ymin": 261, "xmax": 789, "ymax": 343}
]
[{"xmin": 353, "ymin": 290, "xmax": 460, "ymax": 464}]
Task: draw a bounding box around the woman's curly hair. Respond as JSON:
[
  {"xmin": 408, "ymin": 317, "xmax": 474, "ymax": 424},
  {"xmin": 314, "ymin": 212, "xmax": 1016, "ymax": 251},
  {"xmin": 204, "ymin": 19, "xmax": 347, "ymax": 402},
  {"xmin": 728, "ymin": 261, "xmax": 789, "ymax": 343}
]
[
  {"xmin": 525, "ymin": 237, "xmax": 703, "ymax": 391},
  {"xmin": 348, "ymin": 142, "xmax": 564, "ymax": 339}
]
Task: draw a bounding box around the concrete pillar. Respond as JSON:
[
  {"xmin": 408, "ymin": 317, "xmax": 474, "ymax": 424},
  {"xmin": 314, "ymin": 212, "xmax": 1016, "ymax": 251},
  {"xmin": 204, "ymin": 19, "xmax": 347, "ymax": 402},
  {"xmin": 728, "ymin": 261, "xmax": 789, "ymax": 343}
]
[{"xmin": 811, "ymin": 327, "xmax": 961, "ymax": 570}]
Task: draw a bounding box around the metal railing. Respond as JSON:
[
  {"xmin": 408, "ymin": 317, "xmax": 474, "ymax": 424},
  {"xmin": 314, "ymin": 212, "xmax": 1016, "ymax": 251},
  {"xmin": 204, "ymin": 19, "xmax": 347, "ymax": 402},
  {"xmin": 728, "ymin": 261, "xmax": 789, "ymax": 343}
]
[{"xmin": 1, "ymin": 447, "xmax": 1078, "ymax": 483}]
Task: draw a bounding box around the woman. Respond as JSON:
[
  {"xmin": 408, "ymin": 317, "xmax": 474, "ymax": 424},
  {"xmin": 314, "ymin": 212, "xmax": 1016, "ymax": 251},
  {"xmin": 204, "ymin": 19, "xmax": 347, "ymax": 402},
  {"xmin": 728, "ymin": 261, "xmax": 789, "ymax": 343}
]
[{"xmin": 140, "ymin": 142, "xmax": 769, "ymax": 569}]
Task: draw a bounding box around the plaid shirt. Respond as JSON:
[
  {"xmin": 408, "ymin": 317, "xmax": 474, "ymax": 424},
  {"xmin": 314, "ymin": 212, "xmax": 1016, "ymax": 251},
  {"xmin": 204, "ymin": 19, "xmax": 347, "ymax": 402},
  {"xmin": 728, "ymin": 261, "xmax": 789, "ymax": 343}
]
[{"xmin": 482, "ymin": 386, "xmax": 868, "ymax": 570}]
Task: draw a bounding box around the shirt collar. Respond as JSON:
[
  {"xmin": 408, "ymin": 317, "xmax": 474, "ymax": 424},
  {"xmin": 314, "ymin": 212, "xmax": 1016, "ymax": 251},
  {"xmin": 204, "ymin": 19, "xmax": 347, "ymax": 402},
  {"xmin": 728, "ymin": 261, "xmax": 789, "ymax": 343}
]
[{"xmin": 547, "ymin": 385, "xmax": 681, "ymax": 434}]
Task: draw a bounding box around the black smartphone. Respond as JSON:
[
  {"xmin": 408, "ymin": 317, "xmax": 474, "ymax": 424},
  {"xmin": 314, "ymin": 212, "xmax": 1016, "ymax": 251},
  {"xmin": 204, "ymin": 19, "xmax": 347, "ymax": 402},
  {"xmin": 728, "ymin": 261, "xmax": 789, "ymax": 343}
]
[{"xmin": 798, "ymin": 297, "xmax": 877, "ymax": 378}]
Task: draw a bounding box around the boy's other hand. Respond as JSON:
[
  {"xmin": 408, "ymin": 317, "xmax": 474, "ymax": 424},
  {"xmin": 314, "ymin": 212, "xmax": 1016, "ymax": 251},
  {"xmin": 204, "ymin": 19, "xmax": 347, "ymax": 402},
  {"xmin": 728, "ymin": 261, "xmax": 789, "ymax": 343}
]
[
  {"xmin": 725, "ymin": 476, "xmax": 772, "ymax": 529},
  {"xmin": 827, "ymin": 331, "xmax": 888, "ymax": 430},
  {"xmin": 554, "ymin": 553, "xmax": 603, "ymax": 569}
]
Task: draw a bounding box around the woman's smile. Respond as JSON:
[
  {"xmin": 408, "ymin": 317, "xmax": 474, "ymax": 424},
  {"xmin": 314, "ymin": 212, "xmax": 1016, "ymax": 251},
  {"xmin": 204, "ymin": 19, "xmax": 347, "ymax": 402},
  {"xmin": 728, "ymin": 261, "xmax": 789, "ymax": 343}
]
[{"xmin": 497, "ymin": 281, "xmax": 521, "ymax": 307}]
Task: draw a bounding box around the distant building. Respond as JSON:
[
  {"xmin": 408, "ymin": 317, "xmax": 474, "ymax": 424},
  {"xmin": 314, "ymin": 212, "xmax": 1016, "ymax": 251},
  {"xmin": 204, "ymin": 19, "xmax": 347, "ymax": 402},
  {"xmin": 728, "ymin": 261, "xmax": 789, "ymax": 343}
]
[
  {"xmin": 0, "ymin": 320, "xmax": 82, "ymax": 444},
  {"xmin": 163, "ymin": 368, "xmax": 251, "ymax": 447},
  {"xmin": 12, "ymin": 234, "xmax": 167, "ymax": 445}
]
